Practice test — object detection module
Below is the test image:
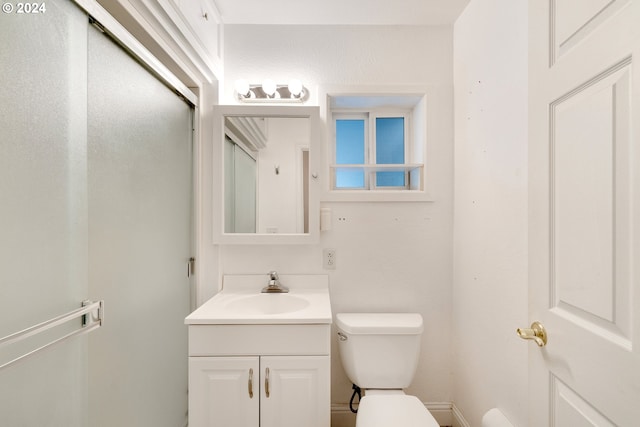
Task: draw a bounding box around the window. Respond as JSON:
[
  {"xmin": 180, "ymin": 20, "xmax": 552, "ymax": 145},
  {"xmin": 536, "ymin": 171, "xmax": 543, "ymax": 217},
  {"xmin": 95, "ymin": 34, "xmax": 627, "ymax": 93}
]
[
  {"xmin": 324, "ymin": 91, "xmax": 429, "ymax": 201},
  {"xmin": 332, "ymin": 110, "xmax": 418, "ymax": 190}
]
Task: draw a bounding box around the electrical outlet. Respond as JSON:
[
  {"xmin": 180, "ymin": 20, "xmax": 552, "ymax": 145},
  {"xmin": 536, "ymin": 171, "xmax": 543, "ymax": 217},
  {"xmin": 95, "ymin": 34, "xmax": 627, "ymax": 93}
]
[{"xmin": 323, "ymin": 248, "xmax": 336, "ymax": 270}]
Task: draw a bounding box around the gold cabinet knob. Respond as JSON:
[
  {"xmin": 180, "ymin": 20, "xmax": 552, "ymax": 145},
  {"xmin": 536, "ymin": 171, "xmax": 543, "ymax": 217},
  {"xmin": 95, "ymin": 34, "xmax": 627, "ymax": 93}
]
[{"xmin": 517, "ymin": 321, "xmax": 547, "ymax": 347}]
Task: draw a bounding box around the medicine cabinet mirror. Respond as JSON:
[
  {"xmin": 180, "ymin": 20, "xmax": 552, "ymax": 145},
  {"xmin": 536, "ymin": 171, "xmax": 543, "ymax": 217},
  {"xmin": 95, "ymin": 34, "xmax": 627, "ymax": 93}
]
[{"xmin": 212, "ymin": 105, "xmax": 320, "ymax": 244}]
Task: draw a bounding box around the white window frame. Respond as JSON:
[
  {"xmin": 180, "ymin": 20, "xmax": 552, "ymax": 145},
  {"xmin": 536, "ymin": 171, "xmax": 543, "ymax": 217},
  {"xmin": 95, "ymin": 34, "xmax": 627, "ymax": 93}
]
[
  {"xmin": 320, "ymin": 86, "xmax": 433, "ymax": 203},
  {"xmin": 370, "ymin": 110, "xmax": 411, "ymax": 190},
  {"xmin": 332, "ymin": 109, "xmax": 413, "ymax": 191},
  {"xmin": 333, "ymin": 112, "xmax": 371, "ymax": 189}
]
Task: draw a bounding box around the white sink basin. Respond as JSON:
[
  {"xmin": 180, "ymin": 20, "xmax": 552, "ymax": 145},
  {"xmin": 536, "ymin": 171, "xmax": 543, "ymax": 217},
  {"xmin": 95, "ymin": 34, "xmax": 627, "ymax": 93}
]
[
  {"xmin": 185, "ymin": 274, "xmax": 332, "ymax": 325},
  {"xmin": 224, "ymin": 294, "xmax": 310, "ymax": 315}
]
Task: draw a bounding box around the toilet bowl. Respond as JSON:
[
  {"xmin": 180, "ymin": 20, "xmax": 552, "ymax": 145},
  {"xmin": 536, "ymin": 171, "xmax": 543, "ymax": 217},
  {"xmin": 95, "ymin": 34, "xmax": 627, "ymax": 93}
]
[
  {"xmin": 336, "ymin": 313, "xmax": 439, "ymax": 427},
  {"xmin": 356, "ymin": 394, "xmax": 438, "ymax": 427}
]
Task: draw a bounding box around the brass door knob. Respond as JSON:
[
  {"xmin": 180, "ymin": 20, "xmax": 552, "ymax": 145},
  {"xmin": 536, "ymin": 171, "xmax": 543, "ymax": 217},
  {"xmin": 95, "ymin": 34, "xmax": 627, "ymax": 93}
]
[{"xmin": 517, "ymin": 321, "xmax": 547, "ymax": 347}]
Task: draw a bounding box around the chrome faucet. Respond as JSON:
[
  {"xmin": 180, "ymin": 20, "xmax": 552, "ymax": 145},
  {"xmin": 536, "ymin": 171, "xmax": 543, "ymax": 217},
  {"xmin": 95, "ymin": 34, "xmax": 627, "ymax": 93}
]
[{"xmin": 262, "ymin": 271, "xmax": 289, "ymax": 293}]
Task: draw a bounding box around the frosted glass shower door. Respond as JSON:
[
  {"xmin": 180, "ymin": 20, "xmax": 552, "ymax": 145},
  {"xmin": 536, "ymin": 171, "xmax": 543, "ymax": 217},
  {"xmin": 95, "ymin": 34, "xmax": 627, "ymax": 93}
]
[
  {"xmin": 225, "ymin": 139, "xmax": 257, "ymax": 233},
  {"xmin": 87, "ymin": 24, "xmax": 193, "ymax": 427},
  {"xmin": 1, "ymin": 2, "xmax": 193, "ymax": 425},
  {"xmin": 0, "ymin": 1, "xmax": 90, "ymax": 426}
]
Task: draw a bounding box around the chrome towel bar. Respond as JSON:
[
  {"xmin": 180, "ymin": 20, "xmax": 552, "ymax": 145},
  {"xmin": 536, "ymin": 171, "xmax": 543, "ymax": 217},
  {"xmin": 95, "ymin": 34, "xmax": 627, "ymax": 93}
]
[{"xmin": 0, "ymin": 300, "xmax": 104, "ymax": 371}]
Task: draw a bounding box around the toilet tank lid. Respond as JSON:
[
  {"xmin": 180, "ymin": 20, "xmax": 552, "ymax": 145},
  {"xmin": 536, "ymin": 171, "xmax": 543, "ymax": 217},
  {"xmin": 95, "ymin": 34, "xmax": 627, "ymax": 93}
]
[{"xmin": 336, "ymin": 313, "xmax": 423, "ymax": 335}]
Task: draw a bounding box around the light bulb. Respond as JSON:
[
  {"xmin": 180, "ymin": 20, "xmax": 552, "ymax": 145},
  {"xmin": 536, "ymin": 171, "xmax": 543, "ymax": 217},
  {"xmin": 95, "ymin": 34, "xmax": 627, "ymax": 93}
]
[
  {"xmin": 288, "ymin": 79, "xmax": 303, "ymax": 97},
  {"xmin": 234, "ymin": 79, "xmax": 250, "ymax": 97},
  {"xmin": 262, "ymin": 79, "xmax": 277, "ymax": 97}
]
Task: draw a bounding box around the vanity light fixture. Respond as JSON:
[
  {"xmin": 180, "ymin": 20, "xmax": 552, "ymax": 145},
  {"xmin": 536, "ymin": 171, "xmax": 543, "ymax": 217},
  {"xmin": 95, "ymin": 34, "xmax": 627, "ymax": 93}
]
[
  {"xmin": 262, "ymin": 79, "xmax": 277, "ymax": 97},
  {"xmin": 234, "ymin": 79, "xmax": 309, "ymax": 103}
]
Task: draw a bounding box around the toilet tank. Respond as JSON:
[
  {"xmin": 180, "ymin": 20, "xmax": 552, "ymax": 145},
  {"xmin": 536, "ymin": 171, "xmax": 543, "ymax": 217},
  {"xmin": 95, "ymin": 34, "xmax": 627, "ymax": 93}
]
[{"xmin": 336, "ymin": 313, "xmax": 423, "ymax": 389}]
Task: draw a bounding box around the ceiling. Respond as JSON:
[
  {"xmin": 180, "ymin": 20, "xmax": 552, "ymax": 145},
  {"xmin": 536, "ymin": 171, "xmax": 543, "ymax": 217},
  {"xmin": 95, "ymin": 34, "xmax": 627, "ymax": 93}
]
[{"xmin": 213, "ymin": 0, "xmax": 471, "ymax": 26}]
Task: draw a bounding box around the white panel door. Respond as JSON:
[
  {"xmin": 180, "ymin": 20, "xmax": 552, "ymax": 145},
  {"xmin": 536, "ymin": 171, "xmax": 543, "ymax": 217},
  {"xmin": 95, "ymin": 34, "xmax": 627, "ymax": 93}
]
[
  {"xmin": 260, "ymin": 355, "xmax": 330, "ymax": 427},
  {"xmin": 528, "ymin": 0, "xmax": 640, "ymax": 425},
  {"xmin": 188, "ymin": 357, "xmax": 259, "ymax": 427}
]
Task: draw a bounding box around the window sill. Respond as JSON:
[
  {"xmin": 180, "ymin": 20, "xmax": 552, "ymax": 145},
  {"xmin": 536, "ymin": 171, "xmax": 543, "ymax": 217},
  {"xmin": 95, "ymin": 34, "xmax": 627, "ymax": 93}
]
[
  {"xmin": 330, "ymin": 163, "xmax": 423, "ymax": 173},
  {"xmin": 322, "ymin": 189, "xmax": 434, "ymax": 203},
  {"xmin": 327, "ymin": 163, "xmax": 431, "ymax": 201}
]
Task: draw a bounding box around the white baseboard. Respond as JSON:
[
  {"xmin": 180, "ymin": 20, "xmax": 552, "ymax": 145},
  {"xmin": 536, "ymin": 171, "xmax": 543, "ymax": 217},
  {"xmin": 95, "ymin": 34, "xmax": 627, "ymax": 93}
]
[
  {"xmin": 451, "ymin": 403, "xmax": 471, "ymax": 427},
  {"xmin": 332, "ymin": 401, "xmax": 463, "ymax": 427}
]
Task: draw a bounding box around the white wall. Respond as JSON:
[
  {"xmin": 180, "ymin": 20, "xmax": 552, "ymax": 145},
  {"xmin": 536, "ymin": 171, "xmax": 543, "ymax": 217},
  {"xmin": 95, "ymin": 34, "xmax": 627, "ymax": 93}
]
[
  {"xmin": 453, "ymin": 1, "xmax": 528, "ymax": 426},
  {"xmin": 210, "ymin": 24, "xmax": 454, "ymax": 424},
  {"xmin": 222, "ymin": 25, "xmax": 453, "ymax": 105}
]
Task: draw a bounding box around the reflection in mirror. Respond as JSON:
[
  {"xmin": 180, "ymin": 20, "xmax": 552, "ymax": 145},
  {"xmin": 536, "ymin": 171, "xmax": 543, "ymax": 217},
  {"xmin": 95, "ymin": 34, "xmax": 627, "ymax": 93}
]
[
  {"xmin": 224, "ymin": 136, "xmax": 256, "ymax": 232},
  {"xmin": 223, "ymin": 116, "xmax": 310, "ymax": 234}
]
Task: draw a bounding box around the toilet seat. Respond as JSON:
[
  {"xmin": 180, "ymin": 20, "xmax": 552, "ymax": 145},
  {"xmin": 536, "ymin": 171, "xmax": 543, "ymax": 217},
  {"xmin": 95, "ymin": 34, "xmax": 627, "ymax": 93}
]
[{"xmin": 355, "ymin": 395, "xmax": 439, "ymax": 427}]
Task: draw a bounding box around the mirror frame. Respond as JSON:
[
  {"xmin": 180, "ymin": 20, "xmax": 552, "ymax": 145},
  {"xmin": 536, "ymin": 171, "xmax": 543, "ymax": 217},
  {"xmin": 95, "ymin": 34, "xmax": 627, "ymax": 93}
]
[{"xmin": 212, "ymin": 105, "xmax": 321, "ymax": 244}]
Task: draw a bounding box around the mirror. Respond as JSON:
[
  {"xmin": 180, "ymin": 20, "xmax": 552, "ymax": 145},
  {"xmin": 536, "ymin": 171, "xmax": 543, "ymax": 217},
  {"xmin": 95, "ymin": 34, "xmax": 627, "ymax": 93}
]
[{"xmin": 213, "ymin": 105, "xmax": 320, "ymax": 244}]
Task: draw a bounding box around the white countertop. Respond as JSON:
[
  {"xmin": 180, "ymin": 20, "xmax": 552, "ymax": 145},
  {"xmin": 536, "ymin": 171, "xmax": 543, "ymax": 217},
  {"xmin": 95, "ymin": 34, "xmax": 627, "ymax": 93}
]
[{"xmin": 185, "ymin": 274, "xmax": 332, "ymax": 325}]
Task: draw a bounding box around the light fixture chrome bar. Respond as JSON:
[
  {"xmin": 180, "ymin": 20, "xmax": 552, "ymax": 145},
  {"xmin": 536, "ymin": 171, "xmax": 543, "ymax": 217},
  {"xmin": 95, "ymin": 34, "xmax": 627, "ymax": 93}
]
[{"xmin": 235, "ymin": 83, "xmax": 310, "ymax": 103}]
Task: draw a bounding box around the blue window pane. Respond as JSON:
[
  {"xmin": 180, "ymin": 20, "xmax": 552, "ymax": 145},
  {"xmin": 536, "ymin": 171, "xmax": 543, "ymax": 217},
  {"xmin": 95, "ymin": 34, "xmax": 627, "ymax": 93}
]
[
  {"xmin": 336, "ymin": 169, "xmax": 365, "ymax": 188},
  {"xmin": 336, "ymin": 119, "xmax": 365, "ymax": 164},
  {"xmin": 376, "ymin": 171, "xmax": 405, "ymax": 187},
  {"xmin": 376, "ymin": 117, "xmax": 405, "ymax": 187},
  {"xmin": 376, "ymin": 117, "xmax": 404, "ymax": 163},
  {"xmin": 336, "ymin": 119, "xmax": 365, "ymax": 188}
]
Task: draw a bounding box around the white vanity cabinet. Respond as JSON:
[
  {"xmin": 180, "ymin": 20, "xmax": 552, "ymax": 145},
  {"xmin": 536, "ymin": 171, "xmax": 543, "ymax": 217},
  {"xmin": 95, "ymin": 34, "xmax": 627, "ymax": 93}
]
[
  {"xmin": 189, "ymin": 355, "xmax": 329, "ymax": 427},
  {"xmin": 185, "ymin": 275, "xmax": 332, "ymax": 427},
  {"xmin": 189, "ymin": 357, "xmax": 259, "ymax": 427},
  {"xmin": 259, "ymin": 355, "xmax": 329, "ymax": 427},
  {"xmin": 187, "ymin": 323, "xmax": 331, "ymax": 427}
]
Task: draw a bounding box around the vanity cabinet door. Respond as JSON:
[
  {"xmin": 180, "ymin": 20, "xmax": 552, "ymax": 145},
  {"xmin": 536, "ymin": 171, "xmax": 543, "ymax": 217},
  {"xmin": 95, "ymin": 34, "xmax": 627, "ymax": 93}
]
[
  {"xmin": 188, "ymin": 357, "xmax": 259, "ymax": 427},
  {"xmin": 260, "ymin": 355, "xmax": 330, "ymax": 427}
]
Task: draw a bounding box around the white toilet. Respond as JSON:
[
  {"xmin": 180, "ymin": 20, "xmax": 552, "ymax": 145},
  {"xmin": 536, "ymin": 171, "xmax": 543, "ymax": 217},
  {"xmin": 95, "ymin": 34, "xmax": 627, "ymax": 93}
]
[{"xmin": 336, "ymin": 313, "xmax": 439, "ymax": 427}]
